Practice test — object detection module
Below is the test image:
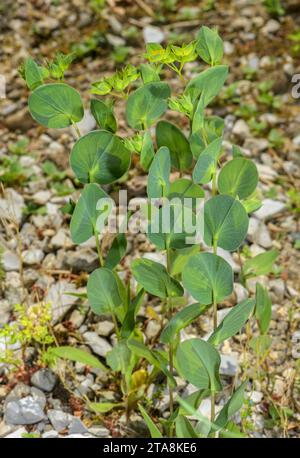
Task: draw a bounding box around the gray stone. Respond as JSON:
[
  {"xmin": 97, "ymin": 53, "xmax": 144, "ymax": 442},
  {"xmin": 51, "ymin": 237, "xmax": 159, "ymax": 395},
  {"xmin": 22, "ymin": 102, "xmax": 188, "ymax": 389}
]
[
  {"xmin": 254, "ymin": 199, "xmax": 286, "ymax": 220},
  {"xmin": 23, "ymin": 249, "xmax": 44, "ymax": 266},
  {"xmin": 220, "ymin": 353, "xmax": 239, "ymax": 376},
  {"xmin": 83, "ymin": 332, "xmax": 112, "ymax": 358},
  {"xmin": 234, "ymin": 283, "xmax": 248, "ymax": 303},
  {"xmin": 0, "ymin": 188, "xmax": 25, "ymax": 224},
  {"xmin": 262, "ymin": 19, "xmax": 280, "ymax": 35},
  {"xmin": 4, "ymin": 427, "xmax": 28, "ymax": 438},
  {"xmin": 32, "ymin": 190, "xmax": 51, "ymax": 205},
  {"xmin": 31, "ymin": 369, "xmax": 57, "ymax": 392},
  {"xmin": 47, "ymin": 410, "xmax": 73, "ymax": 432},
  {"xmin": 5, "ymin": 396, "xmax": 45, "ymax": 425},
  {"xmin": 69, "ymin": 309, "xmax": 87, "ymax": 328},
  {"xmin": 74, "ymin": 110, "xmax": 96, "ymax": 136},
  {"xmin": 232, "ymin": 119, "xmax": 250, "ymax": 139},
  {"xmin": 88, "ymin": 426, "xmax": 110, "ymax": 437},
  {"xmin": 45, "ymin": 280, "xmax": 78, "ymax": 324},
  {"xmin": 249, "ymin": 391, "xmax": 263, "ymax": 404},
  {"xmin": 42, "ymin": 430, "xmax": 59, "ymax": 438},
  {"xmin": 143, "ymin": 26, "xmax": 165, "ymax": 44},
  {"xmin": 2, "ymin": 250, "xmax": 19, "ymax": 272},
  {"xmin": 51, "ymin": 229, "xmax": 73, "ymax": 249},
  {"xmin": 0, "ymin": 300, "xmax": 11, "ymax": 325},
  {"xmin": 95, "ymin": 321, "xmax": 115, "ymax": 337},
  {"xmin": 64, "ymin": 248, "xmax": 99, "ymax": 273},
  {"xmin": 35, "ymin": 18, "xmax": 59, "ymax": 36},
  {"xmin": 145, "ymin": 320, "xmax": 161, "ymax": 340},
  {"xmin": 269, "ymin": 279, "xmax": 285, "ymax": 302}
]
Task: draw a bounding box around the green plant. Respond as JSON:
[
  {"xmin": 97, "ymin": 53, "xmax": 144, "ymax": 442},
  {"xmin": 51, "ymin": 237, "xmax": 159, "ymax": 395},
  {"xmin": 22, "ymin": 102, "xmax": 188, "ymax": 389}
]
[
  {"xmin": 0, "ymin": 303, "xmax": 54, "ymax": 368},
  {"xmin": 263, "ymin": 0, "xmax": 285, "ymax": 17},
  {"xmin": 22, "ymin": 26, "xmax": 275, "ymax": 438}
]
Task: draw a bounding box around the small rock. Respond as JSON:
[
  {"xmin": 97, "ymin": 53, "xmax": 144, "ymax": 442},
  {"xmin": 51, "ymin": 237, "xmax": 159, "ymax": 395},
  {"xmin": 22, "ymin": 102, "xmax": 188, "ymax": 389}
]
[
  {"xmin": 254, "ymin": 199, "xmax": 286, "ymax": 220},
  {"xmin": 45, "ymin": 280, "xmax": 78, "ymax": 324},
  {"xmin": 223, "ymin": 41, "xmax": 234, "ymax": 55},
  {"xmin": 145, "ymin": 320, "xmax": 161, "ymax": 340},
  {"xmin": 47, "ymin": 409, "xmax": 72, "ymax": 432},
  {"xmin": 262, "ymin": 19, "xmax": 280, "ymax": 35},
  {"xmin": 51, "ymin": 229, "xmax": 73, "ymax": 249},
  {"xmin": 269, "ymin": 279, "xmax": 285, "ymax": 302},
  {"xmin": 95, "ymin": 321, "xmax": 115, "ymax": 337},
  {"xmin": 83, "ymin": 332, "xmax": 112, "ymax": 357},
  {"xmin": 249, "ymin": 391, "xmax": 263, "ymax": 404},
  {"xmin": 0, "ymin": 188, "xmax": 25, "ymax": 224},
  {"xmin": 64, "ymin": 248, "xmax": 99, "ymax": 273},
  {"xmin": 42, "ymin": 430, "xmax": 59, "ymax": 438},
  {"xmin": 143, "ymin": 26, "xmax": 165, "ymax": 43},
  {"xmin": 88, "ymin": 426, "xmax": 109, "ymax": 437},
  {"xmin": 69, "ymin": 309, "xmax": 87, "ymax": 328},
  {"xmin": 244, "ymin": 138, "xmax": 269, "ymax": 153},
  {"xmin": 234, "ymin": 283, "xmax": 248, "ymax": 303},
  {"xmin": 5, "ymin": 396, "xmax": 45, "ymax": 425},
  {"xmin": 220, "ymin": 353, "xmax": 238, "ymax": 376},
  {"xmin": 23, "ymin": 249, "xmax": 44, "ymax": 266},
  {"xmin": 2, "ymin": 250, "xmax": 19, "ymax": 271},
  {"xmin": 32, "ymin": 190, "xmax": 51, "ymax": 205},
  {"xmin": 31, "ymin": 369, "xmax": 57, "ymax": 393},
  {"xmin": 232, "ymin": 119, "xmax": 250, "ymax": 140},
  {"xmin": 74, "ymin": 110, "xmax": 96, "ymax": 136},
  {"xmin": 4, "ymin": 427, "xmax": 28, "ymax": 438},
  {"xmin": 273, "ymin": 377, "xmax": 285, "ymax": 398},
  {"xmin": 35, "ymin": 18, "xmax": 59, "ymax": 36}
]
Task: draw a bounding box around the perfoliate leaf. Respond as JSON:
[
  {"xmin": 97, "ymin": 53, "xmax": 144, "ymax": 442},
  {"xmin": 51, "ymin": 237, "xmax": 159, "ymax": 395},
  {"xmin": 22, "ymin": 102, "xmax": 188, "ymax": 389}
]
[
  {"xmin": 185, "ymin": 65, "xmax": 228, "ymax": 106},
  {"xmin": 131, "ymin": 258, "xmax": 184, "ymax": 298},
  {"xmin": 196, "ymin": 26, "xmax": 224, "ymax": 66},
  {"xmin": 215, "ymin": 381, "xmax": 247, "ymax": 429},
  {"xmin": 140, "ymin": 131, "xmax": 155, "ymax": 171},
  {"xmin": 243, "ymin": 249, "xmax": 279, "ymax": 278},
  {"xmin": 104, "ymin": 233, "xmax": 127, "ymax": 270},
  {"xmin": 70, "ymin": 183, "xmax": 109, "ymax": 244},
  {"xmin": 156, "ymin": 121, "xmax": 192, "ymax": 171},
  {"xmin": 90, "ymin": 99, "xmax": 117, "ymax": 133},
  {"xmin": 182, "ymin": 252, "xmax": 233, "ymax": 305},
  {"xmin": 176, "ymin": 338, "xmax": 222, "ymax": 392},
  {"xmin": 147, "ymin": 146, "xmax": 170, "ymax": 199},
  {"xmin": 176, "ymin": 416, "xmax": 199, "ymax": 438},
  {"xmin": 70, "ymin": 130, "xmax": 131, "ymax": 185},
  {"xmin": 88, "ymin": 402, "xmax": 123, "ymax": 413},
  {"xmin": 208, "ymin": 299, "xmax": 255, "ymax": 345},
  {"xmin": 140, "ymin": 63, "xmax": 161, "ymax": 83},
  {"xmin": 204, "ymin": 195, "xmax": 249, "ymax": 251},
  {"xmin": 48, "ymin": 346, "xmax": 107, "ymax": 371},
  {"xmin": 218, "ymin": 157, "xmax": 258, "ymax": 199},
  {"xmin": 193, "ymin": 137, "xmax": 223, "ymax": 184},
  {"xmin": 255, "ymin": 283, "xmax": 272, "ymax": 334},
  {"xmin": 160, "ymin": 303, "xmax": 209, "ymax": 344},
  {"xmin": 23, "ymin": 57, "xmax": 47, "ymax": 90},
  {"xmin": 87, "ymin": 267, "xmax": 125, "ymax": 315},
  {"xmin": 28, "ymin": 83, "xmax": 84, "ymax": 128},
  {"xmin": 190, "ymin": 116, "xmax": 224, "ymax": 158},
  {"xmin": 126, "ymin": 82, "xmax": 170, "ymax": 130}
]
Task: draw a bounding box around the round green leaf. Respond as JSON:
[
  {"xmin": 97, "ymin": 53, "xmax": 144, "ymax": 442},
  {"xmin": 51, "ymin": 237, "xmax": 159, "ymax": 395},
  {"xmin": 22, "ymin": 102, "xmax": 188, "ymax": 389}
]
[
  {"xmin": 70, "ymin": 130, "xmax": 131, "ymax": 184},
  {"xmin": 126, "ymin": 82, "xmax": 170, "ymax": 130},
  {"xmin": 218, "ymin": 157, "xmax": 258, "ymax": 199},
  {"xmin": 168, "ymin": 178, "xmax": 204, "ymax": 200},
  {"xmin": 156, "ymin": 121, "xmax": 192, "ymax": 171},
  {"xmin": 131, "ymin": 258, "xmax": 183, "ymax": 298},
  {"xmin": 90, "ymin": 99, "xmax": 117, "ymax": 133},
  {"xmin": 70, "ymin": 183, "xmax": 109, "ymax": 244},
  {"xmin": 204, "ymin": 195, "xmax": 249, "ymax": 251},
  {"xmin": 28, "ymin": 83, "xmax": 84, "ymax": 128},
  {"xmin": 183, "ymin": 252, "xmax": 233, "ymax": 305},
  {"xmin": 176, "ymin": 338, "xmax": 222, "ymax": 391},
  {"xmin": 87, "ymin": 267, "xmax": 124, "ymax": 315},
  {"xmin": 147, "ymin": 146, "xmax": 170, "ymax": 199}
]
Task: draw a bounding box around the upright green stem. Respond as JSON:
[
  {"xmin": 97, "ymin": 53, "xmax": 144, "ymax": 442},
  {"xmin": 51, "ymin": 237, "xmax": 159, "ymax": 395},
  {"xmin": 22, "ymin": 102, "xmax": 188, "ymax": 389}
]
[
  {"xmin": 211, "ymin": 239, "xmax": 218, "ymax": 429},
  {"xmin": 71, "ymin": 120, "xmax": 81, "ymax": 138},
  {"xmin": 95, "ymin": 231, "xmax": 104, "ymax": 267},
  {"xmin": 166, "ymin": 248, "xmax": 174, "ymax": 433},
  {"xmin": 212, "ymin": 171, "xmax": 217, "ymax": 196}
]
